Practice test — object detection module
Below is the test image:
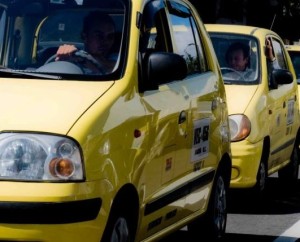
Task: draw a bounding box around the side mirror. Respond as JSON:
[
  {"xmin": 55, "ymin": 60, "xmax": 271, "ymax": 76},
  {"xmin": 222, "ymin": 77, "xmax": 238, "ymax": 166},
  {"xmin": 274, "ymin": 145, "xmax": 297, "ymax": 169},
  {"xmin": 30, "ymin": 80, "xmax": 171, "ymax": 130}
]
[
  {"xmin": 141, "ymin": 52, "xmax": 188, "ymax": 91},
  {"xmin": 269, "ymin": 69, "xmax": 293, "ymax": 89}
]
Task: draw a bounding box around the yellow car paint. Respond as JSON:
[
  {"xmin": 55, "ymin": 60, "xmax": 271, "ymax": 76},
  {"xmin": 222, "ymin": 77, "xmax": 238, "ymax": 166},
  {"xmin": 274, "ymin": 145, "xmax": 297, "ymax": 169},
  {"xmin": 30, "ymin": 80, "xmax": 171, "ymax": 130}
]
[{"xmin": 0, "ymin": 1, "xmax": 232, "ymax": 241}]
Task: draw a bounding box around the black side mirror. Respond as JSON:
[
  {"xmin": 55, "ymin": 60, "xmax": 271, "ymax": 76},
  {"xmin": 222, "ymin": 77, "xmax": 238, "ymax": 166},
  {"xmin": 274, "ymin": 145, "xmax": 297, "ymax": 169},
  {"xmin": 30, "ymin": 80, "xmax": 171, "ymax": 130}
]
[
  {"xmin": 269, "ymin": 69, "xmax": 293, "ymax": 89},
  {"xmin": 141, "ymin": 52, "xmax": 187, "ymax": 91}
]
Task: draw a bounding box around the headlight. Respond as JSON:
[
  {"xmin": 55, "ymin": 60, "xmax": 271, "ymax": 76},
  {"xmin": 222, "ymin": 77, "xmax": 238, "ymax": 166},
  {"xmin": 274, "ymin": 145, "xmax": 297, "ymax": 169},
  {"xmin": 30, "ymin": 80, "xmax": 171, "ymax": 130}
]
[
  {"xmin": 0, "ymin": 133, "xmax": 84, "ymax": 181},
  {"xmin": 229, "ymin": 114, "xmax": 251, "ymax": 142}
]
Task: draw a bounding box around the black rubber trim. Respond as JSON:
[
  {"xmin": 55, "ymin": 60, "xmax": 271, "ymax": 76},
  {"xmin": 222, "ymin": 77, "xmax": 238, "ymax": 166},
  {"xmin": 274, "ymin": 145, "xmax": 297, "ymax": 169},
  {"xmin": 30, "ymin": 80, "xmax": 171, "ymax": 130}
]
[
  {"xmin": 271, "ymin": 138, "xmax": 295, "ymax": 155},
  {"xmin": 144, "ymin": 170, "xmax": 215, "ymax": 215},
  {"xmin": 0, "ymin": 198, "xmax": 101, "ymax": 224}
]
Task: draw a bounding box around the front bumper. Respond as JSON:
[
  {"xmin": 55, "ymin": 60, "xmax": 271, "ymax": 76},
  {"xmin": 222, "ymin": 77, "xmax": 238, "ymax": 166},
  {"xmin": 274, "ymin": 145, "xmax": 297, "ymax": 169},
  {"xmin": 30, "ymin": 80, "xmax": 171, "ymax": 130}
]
[
  {"xmin": 230, "ymin": 139, "xmax": 264, "ymax": 188},
  {"xmin": 0, "ymin": 181, "xmax": 106, "ymax": 242}
]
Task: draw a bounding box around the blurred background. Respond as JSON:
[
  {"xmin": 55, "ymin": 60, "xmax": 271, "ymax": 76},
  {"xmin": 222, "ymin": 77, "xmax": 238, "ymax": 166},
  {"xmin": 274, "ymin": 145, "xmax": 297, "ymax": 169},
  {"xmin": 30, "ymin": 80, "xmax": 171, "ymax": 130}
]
[{"xmin": 190, "ymin": 0, "xmax": 300, "ymax": 44}]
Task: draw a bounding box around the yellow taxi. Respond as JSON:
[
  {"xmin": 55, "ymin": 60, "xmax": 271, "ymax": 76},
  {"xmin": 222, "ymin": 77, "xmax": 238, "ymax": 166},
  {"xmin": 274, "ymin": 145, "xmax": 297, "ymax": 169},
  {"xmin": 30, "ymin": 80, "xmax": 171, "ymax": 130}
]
[
  {"xmin": 206, "ymin": 24, "xmax": 300, "ymax": 194},
  {"xmin": 0, "ymin": 0, "xmax": 232, "ymax": 241}
]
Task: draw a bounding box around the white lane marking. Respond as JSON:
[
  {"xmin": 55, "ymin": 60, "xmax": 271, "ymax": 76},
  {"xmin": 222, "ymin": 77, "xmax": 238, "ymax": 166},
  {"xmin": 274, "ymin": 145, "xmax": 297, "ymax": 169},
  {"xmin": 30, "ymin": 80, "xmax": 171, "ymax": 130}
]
[{"xmin": 273, "ymin": 219, "xmax": 300, "ymax": 242}]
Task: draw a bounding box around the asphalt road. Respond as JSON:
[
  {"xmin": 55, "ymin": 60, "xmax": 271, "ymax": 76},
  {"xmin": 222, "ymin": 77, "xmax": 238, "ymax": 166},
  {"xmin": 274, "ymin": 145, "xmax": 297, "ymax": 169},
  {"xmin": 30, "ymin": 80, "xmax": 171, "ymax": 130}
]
[{"xmin": 160, "ymin": 172, "xmax": 300, "ymax": 242}]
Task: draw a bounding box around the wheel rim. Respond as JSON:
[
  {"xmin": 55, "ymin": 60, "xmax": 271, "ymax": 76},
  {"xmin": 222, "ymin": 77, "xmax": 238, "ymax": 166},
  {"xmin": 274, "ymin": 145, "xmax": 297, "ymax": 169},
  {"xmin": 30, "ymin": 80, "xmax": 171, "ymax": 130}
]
[
  {"xmin": 110, "ymin": 217, "xmax": 129, "ymax": 242},
  {"xmin": 214, "ymin": 176, "xmax": 227, "ymax": 235}
]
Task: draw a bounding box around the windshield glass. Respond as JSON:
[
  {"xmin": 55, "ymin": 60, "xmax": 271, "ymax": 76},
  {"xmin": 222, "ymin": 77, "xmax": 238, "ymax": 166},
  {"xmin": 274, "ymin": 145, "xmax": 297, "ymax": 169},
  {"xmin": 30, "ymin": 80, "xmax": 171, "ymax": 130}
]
[
  {"xmin": 209, "ymin": 33, "xmax": 259, "ymax": 85},
  {"xmin": 0, "ymin": 0, "xmax": 128, "ymax": 80}
]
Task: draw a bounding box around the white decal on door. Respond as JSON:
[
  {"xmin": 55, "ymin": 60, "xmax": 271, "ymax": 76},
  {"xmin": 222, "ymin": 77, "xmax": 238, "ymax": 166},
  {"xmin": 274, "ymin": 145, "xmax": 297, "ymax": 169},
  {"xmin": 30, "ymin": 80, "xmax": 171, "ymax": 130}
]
[
  {"xmin": 191, "ymin": 118, "xmax": 210, "ymax": 163},
  {"xmin": 287, "ymin": 99, "xmax": 295, "ymax": 125}
]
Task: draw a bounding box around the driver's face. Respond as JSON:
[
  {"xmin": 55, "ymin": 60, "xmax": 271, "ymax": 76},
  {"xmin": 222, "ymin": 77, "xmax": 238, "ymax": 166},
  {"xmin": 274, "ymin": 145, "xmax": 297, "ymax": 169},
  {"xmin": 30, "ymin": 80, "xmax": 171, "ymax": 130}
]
[
  {"xmin": 84, "ymin": 22, "xmax": 115, "ymax": 58},
  {"xmin": 228, "ymin": 49, "xmax": 248, "ymax": 71}
]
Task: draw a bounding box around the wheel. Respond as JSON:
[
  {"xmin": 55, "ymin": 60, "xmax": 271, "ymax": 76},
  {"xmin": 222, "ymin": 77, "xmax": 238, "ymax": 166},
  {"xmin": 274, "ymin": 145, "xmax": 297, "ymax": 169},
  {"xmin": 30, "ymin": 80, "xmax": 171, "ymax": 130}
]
[
  {"xmin": 220, "ymin": 67, "xmax": 246, "ymax": 81},
  {"xmin": 101, "ymin": 215, "xmax": 131, "ymax": 242},
  {"xmin": 188, "ymin": 170, "xmax": 228, "ymax": 241},
  {"xmin": 278, "ymin": 141, "xmax": 299, "ymax": 186},
  {"xmin": 44, "ymin": 50, "xmax": 105, "ymax": 74},
  {"xmin": 109, "ymin": 217, "xmax": 130, "ymax": 242},
  {"xmin": 35, "ymin": 61, "xmax": 84, "ymax": 74},
  {"xmin": 44, "ymin": 53, "xmax": 57, "ymax": 64},
  {"xmin": 252, "ymin": 160, "xmax": 267, "ymax": 195}
]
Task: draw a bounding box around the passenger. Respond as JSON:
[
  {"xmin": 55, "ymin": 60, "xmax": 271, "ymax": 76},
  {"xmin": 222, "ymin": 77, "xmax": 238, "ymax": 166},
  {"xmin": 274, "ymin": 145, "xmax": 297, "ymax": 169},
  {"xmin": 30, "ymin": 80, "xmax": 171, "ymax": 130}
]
[{"xmin": 55, "ymin": 11, "xmax": 116, "ymax": 74}]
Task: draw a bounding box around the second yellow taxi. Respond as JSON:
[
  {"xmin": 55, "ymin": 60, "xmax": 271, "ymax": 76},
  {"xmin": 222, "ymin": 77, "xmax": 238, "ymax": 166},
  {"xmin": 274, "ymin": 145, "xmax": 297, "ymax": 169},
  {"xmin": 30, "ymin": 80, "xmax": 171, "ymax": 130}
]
[{"xmin": 206, "ymin": 24, "xmax": 300, "ymax": 195}]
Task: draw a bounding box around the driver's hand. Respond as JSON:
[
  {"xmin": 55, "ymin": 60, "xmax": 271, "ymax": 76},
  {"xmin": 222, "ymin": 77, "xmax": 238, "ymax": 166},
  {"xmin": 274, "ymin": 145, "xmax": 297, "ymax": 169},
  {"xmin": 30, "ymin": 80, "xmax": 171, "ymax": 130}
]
[{"xmin": 55, "ymin": 44, "xmax": 78, "ymax": 61}]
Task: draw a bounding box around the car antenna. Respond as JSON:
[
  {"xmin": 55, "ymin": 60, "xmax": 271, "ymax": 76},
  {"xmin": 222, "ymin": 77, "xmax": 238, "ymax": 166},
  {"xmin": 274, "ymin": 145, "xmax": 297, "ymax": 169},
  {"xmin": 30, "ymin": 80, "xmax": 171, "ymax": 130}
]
[{"xmin": 270, "ymin": 13, "xmax": 276, "ymax": 30}]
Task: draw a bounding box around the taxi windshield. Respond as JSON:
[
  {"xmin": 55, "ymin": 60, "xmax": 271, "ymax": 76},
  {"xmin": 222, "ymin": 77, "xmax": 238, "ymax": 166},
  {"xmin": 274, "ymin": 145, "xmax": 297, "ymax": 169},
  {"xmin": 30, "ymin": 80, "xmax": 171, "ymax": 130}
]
[
  {"xmin": 0, "ymin": 0, "xmax": 128, "ymax": 80},
  {"xmin": 209, "ymin": 33, "xmax": 259, "ymax": 85}
]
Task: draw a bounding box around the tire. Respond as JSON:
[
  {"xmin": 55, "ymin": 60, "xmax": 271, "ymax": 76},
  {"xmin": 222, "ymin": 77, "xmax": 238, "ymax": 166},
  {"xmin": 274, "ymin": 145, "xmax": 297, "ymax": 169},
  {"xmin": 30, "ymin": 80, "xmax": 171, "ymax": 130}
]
[
  {"xmin": 278, "ymin": 141, "xmax": 299, "ymax": 186},
  {"xmin": 252, "ymin": 160, "xmax": 267, "ymax": 195},
  {"xmin": 187, "ymin": 170, "xmax": 228, "ymax": 241},
  {"xmin": 101, "ymin": 213, "xmax": 132, "ymax": 242}
]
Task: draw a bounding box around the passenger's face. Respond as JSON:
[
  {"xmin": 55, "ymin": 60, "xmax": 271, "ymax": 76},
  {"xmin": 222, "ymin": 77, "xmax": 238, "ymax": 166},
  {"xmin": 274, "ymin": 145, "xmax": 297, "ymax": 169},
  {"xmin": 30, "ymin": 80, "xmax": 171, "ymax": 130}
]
[
  {"xmin": 228, "ymin": 49, "xmax": 248, "ymax": 71},
  {"xmin": 84, "ymin": 22, "xmax": 115, "ymax": 58}
]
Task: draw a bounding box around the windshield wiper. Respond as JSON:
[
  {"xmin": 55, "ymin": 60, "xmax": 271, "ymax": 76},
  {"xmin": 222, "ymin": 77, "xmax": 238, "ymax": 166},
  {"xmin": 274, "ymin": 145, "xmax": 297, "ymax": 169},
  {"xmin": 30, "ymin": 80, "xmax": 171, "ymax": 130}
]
[{"xmin": 0, "ymin": 68, "xmax": 62, "ymax": 80}]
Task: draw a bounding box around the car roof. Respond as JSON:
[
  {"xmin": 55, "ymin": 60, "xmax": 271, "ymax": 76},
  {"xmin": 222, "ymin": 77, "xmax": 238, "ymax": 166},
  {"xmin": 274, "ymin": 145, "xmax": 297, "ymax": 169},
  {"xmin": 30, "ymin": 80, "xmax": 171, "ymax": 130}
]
[
  {"xmin": 285, "ymin": 44, "xmax": 300, "ymax": 52},
  {"xmin": 205, "ymin": 24, "xmax": 279, "ymax": 39}
]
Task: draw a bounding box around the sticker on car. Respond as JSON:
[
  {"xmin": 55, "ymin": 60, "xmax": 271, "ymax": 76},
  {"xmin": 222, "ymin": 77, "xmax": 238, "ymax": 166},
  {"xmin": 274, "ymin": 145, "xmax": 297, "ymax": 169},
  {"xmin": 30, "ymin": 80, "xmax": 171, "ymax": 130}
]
[{"xmin": 191, "ymin": 118, "xmax": 210, "ymax": 162}]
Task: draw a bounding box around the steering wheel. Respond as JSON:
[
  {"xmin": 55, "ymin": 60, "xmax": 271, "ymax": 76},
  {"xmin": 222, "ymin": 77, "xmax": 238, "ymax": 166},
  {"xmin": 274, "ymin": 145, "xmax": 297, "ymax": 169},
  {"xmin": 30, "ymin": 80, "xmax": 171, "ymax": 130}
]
[
  {"xmin": 220, "ymin": 67, "xmax": 246, "ymax": 82},
  {"xmin": 44, "ymin": 50, "xmax": 105, "ymax": 74},
  {"xmin": 44, "ymin": 54, "xmax": 57, "ymax": 65}
]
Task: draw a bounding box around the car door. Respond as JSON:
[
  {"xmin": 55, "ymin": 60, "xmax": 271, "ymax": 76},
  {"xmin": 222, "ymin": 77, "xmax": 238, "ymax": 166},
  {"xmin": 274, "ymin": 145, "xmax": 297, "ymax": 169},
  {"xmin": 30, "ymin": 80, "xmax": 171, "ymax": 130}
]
[
  {"xmin": 137, "ymin": 2, "xmax": 189, "ymax": 237},
  {"xmin": 165, "ymin": 0, "xmax": 224, "ymax": 216},
  {"xmin": 267, "ymin": 36, "xmax": 297, "ymax": 169},
  {"xmin": 137, "ymin": 0, "xmax": 224, "ymax": 238}
]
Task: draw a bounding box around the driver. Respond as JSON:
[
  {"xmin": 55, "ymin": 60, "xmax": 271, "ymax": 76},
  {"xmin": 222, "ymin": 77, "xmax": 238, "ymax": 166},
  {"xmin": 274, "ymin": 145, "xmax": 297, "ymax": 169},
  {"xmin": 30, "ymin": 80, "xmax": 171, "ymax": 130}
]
[
  {"xmin": 225, "ymin": 41, "xmax": 253, "ymax": 79},
  {"xmin": 226, "ymin": 42, "xmax": 250, "ymax": 72},
  {"xmin": 55, "ymin": 11, "xmax": 116, "ymax": 74},
  {"xmin": 225, "ymin": 39, "xmax": 277, "ymax": 80}
]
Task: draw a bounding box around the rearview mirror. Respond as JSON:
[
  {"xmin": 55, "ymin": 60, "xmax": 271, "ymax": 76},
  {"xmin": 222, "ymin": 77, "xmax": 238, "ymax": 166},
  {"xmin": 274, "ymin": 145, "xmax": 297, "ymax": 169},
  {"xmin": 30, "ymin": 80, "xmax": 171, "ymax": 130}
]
[
  {"xmin": 141, "ymin": 52, "xmax": 187, "ymax": 91},
  {"xmin": 270, "ymin": 69, "xmax": 293, "ymax": 89}
]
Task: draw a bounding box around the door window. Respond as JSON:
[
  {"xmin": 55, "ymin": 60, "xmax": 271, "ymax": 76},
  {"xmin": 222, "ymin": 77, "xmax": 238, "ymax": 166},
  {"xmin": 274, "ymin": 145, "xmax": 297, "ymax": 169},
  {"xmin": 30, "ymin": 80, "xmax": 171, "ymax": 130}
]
[
  {"xmin": 271, "ymin": 38, "xmax": 287, "ymax": 70},
  {"xmin": 139, "ymin": 0, "xmax": 208, "ymax": 77},
  {"xmin": 168, "ymin": 2, "xmax": 207, "ymax": 74}
]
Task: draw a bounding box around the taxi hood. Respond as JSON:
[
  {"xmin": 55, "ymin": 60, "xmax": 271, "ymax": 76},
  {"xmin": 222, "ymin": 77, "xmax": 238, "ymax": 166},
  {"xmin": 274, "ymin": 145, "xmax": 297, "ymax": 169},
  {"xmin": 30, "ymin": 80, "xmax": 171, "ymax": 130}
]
[
  {"xmin": 225, "ymin": 85, "xmax": 258, "ymax": 114},
  {"xmin": 0, "ymin": 79, "xmax": 114, "ymax": 134}
]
